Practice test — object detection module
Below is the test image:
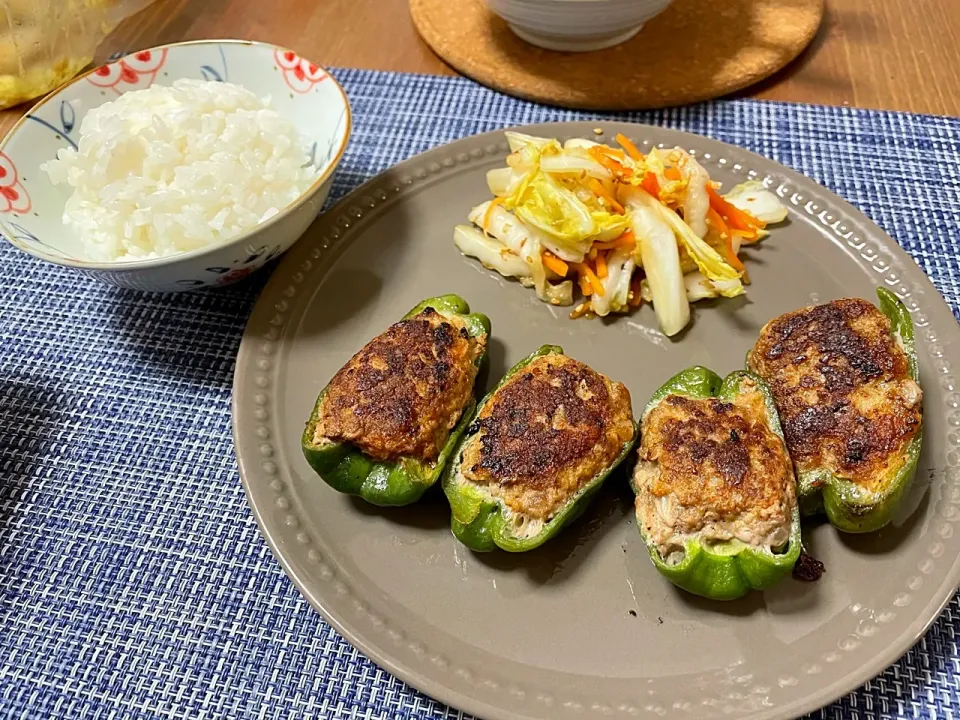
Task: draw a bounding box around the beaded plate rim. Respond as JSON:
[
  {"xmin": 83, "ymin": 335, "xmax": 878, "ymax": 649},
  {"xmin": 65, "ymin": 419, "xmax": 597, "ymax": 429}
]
[{"xmin": 233, "ymin": 121, "xmax": 960, "ymax": 720}]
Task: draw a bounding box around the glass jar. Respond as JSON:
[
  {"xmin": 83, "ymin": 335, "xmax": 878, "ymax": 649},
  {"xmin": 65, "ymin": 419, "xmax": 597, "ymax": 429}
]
[{"xmin": 0, "ymin": 0, "xmax": 155, "ymax": 109}]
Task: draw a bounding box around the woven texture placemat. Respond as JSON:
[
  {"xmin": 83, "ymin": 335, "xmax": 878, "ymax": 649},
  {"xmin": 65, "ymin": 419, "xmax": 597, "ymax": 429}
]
[
  {"xmin": 1, "ymin": 68, "xmax": 959, "ymax": 719},
  {"xmin": 410, "ymin": 0, "xmax": 824, "ymax": 110}
]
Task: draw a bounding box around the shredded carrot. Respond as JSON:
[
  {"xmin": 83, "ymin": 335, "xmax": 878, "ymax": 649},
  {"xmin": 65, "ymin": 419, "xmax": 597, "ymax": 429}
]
[
  {"xmin": 595, "ymin": 251, "xmax": 608, "ymax": 279},
  {"xmin": 588, "ymin": 146, "xmax": 632, "ymax": 180},
  {"xmin": 664, "ymin": 167, "xmax": 682, "ymax": 182},
  {"xmin": 578, "ymin": 263, "xmax": 605, "ymax": 297},
  {"xmin": 707, "ymin": 206, "xmax": 744, "ymax": 271},
  {"xmin": 590, "ymin": 152, "xmax": 626, "ymax": 177},
  {"xmin": 594, "ymin": 230, "xmax": 636, "ymax": 251},
  {"xmin": 542, "ymin": 251, "xmax": 569, "ymax": 277},
  {"xmin": 578, "ymin": 274, "xmax": 593, "ymax": 296},
  {"xmin": 721, "ymin": 231, "xmax": 744, "ymax": 272},
  {"xmin": 730, "ymin": 228, "xmax": 761, "ymax": 243},
  {"xmin": 707, "ymin": 185, "xmax": 765, "ymax": 231},
  {"xmin": 722, "ymin": 236, "xmax": 745, "ymax": 272},
  {"xmin": 596, "ymin": 145, "xmax": 627, "ymax": 161},
  {"xmin": 615, "ymin": 133, "xmax": 644, "ymax": 162},
  {"xmin": 483, "ymin": 197, "xmax": 505, "ymax": 231},
  {"xmin": 628, "ymin": 272, "xmax": 643, "ymax": 307},
  {"xmin": 640, "ymin": 172, "xmax": 660, "ymax": 198},
  {"xmin": 587, "ymin": 178, "xmax": 625, "ymax": 214},
  {"xmin": 569, "ymin": 302, "xmax": 593, "ymax": 319},
  {"xmin": 706, "ymin": 206, "xmax": 728, "ymax": 236}
]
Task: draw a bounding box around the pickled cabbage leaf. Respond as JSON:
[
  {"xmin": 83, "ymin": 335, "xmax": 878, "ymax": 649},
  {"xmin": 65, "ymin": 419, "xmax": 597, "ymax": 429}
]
[
  {"xmin": 655, "ymin": 200, "xmax": 744, "ymax": 297},
  {"xmin": 724, "ymin": 181, "xmax": 788, "ymax": 224},
  {"xmin": 487, "ymin": 167, "xmax": 526, "ymax": 197},
  {"xmin": 505, "ymin": 132, "xmax": 561, "ymax": 172},
  {"xmin": 590, "ymin": 210, "xmax": 632, "ymax": 242},
  {"xmin": 540, "ymin": 153, "xmax": 612, "ymax": 180},
  {"xmin": 684, "ymin": 272, "xmax": 718, "ymax": 302},
  {"xmin": 592, "ymin": 246, "xmax": 635, "ymax": 317},
  {"xmin": 678, "ymin": 151, "xmax": 709, "ymax": 238},
  {"xmin": 467, "ymin": 201, "xmax": 573, "ymax": 305},
  {"xmin": 453, "ymin": 225, "xmax": 532, "ymax": 286},
  {"xmin": 622, "ymin": 188, "xmax": 690, "ymax": 337},
  {"xmin": 508, "ymin": 172, "xmax": 596, "ymax": 258},
  {"xmin": 505, "ymin": 132, "xmax": 562, "ymax": 155}
]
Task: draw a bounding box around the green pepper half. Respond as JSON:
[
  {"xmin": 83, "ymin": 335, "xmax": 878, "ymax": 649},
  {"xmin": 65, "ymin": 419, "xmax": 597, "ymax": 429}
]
[
  {"xmin": 442, "ymin": 345, "xmax": 638, "ymax": 552},
  {"xmin": 301, "ymin": 294, "xmax": 491, "ymax": 506},
  {"xmin": 793, "ymin": 288, "xmax": 923, "ymax": 533},
  {"xmin": 633, "ymin": 367, "xmax": 802, "ymax": 601}
]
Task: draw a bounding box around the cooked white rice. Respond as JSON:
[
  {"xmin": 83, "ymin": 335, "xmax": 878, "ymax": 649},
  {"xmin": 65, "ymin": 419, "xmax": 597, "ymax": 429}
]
[{"xmin": 42, "ymin": 78, "xmax": 319, "ymax": 262}]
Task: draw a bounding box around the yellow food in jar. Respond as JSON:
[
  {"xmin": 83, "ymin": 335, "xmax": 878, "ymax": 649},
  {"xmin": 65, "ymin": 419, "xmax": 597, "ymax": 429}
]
[
  {"xmin": 0, "ymin": 0, "xmax": 119, "ymax": 109},
  {"xmin": 0, "ymin": 56, "xmax": 91, "ymax": 108}
]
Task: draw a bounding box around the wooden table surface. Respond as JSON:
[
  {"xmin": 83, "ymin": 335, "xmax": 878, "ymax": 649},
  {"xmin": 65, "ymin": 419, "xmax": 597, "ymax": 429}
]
[{"xmin": 2, "ymin": 0, "xmax": 959, "ymax": 135}]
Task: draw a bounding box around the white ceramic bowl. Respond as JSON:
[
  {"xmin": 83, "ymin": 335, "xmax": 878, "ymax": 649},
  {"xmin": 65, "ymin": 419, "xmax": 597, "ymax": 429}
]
[
  {"xmin": 0, "ymin": 39, "xmax": 351, "ymax": 292},
  {"xmin": 486, "ymin": 0, "xmax": 674, "ymax": 52}
]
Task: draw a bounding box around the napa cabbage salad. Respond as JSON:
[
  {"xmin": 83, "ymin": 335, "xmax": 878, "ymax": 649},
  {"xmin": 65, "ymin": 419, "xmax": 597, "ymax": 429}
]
[{"xmin": 453, "ymin": 132, "xmax": 788, "ymax": 336}]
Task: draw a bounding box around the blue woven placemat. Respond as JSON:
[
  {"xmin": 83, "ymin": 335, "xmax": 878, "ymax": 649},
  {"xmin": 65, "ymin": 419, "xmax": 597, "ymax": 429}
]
[{"xmin": 2, "ymin": 68, "xmax": 959, "ymax": 720}]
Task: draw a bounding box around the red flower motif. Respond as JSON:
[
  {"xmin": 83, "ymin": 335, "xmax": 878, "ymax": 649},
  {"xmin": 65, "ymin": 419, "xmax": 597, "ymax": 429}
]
[
  {"xmin": 275, "ymin": 50, "xmax": 326, "ymax": 93},
  {"xmin": 0, "ymin": 152, "xmax": 30, "ymax": 214},
  {"xmin": 88, "ymin": 49, "xmax": 168, "ymax": 93},
  {"xmin": 214, "ymin": 267, "xmax": 256, "ymax": 286}
]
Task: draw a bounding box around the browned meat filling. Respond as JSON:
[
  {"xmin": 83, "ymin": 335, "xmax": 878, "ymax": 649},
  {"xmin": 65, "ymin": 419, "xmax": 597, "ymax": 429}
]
[
  {"xmin": 634, "ymin": 378, "xmax": 796, "ymax": 559},
  {"xmin": 459, "ymin": 354, "xmax": 634, "ymax": 522},
  {"xmin": 748, "ymin": 298, "xmax": 922, "ymax": 491},
  {"xmin": 314, "ymin": 307, "xmax": 485, "ymax": 462}
]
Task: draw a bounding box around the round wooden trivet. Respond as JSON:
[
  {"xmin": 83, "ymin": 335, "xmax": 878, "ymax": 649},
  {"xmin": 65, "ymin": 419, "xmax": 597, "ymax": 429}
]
[{"xmin": 410, "ymin": 0, "xmax": 824, "ymax": 110}]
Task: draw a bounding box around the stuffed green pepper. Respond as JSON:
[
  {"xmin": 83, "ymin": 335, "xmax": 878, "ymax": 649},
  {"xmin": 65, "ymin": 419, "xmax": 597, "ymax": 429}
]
[
  {"xmin": 747, "ymin": 288, "xmax": 923, "ymax": 533},
  {"xmin": 301, "ymin": 294, "xmax": 490, "ymax": 506},
  {"xmin": 443, "ymin": 345, "xmax": 637, "ymax": 552},
  {"xmin": 632, "ymin": 367, "xmax": 801, "ymax": 601}
]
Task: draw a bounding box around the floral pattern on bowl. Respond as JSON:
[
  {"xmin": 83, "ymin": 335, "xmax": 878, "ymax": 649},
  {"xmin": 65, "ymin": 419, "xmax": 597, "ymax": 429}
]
[
  {"xmin": 88, "ymin": 48, "xmax": 169, "ymax": 93},
  {"xmin": 0, "ymin": 151, "xmax": 31, "ymax": 214},
  {"xmin": 0, "ymin": 39, "xmax": 351, "ymax": 292},
  {"xmin": 275, "ymin": 50, "xmax": 328, "ymax": 93}
]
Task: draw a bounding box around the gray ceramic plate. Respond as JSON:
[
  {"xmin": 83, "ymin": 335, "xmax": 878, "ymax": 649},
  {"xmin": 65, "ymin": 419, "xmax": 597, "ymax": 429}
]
[{"xmin": 233, "ymin": 122, "xmax": 960, "ymax": 720}]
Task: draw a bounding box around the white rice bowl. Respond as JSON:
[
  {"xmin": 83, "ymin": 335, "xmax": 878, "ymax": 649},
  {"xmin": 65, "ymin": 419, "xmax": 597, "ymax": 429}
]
[{"xmin": 42, "ymin": 78, "xmax": 319, "ymax": 262}]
